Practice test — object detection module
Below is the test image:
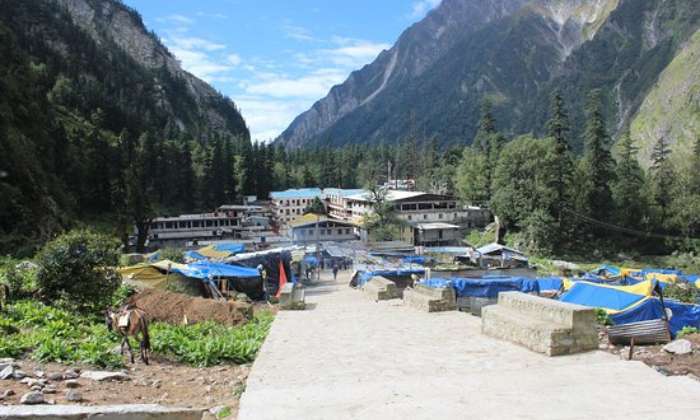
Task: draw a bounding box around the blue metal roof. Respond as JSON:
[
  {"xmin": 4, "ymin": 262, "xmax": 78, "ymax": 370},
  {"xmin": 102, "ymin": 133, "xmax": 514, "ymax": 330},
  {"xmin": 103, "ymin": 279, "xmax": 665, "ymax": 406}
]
[{"xmin": 270, "ymin": 188, "xmax": 322, "ymax": 200}]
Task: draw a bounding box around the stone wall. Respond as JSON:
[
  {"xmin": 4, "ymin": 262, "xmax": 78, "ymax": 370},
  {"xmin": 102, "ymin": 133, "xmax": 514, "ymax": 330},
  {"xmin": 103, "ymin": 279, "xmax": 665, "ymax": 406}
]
[
  {"xmin": 362, "ymin": 277, "xmax": 398, "ymax": 301},
  {"xmin": 403, "ymin": 284, "xmax": 456, "ymax": 312}
]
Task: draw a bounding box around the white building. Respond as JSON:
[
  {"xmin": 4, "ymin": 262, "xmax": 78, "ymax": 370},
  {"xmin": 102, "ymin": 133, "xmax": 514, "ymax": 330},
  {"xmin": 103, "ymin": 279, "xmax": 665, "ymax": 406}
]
[
  {"xmin": 270, "ymin": 188, "xmax": 323, "ymax": 224},
  {"xmin": 287, "ymin": 214, "xmax": 358, "ymax": 245},
  {"xmin": 323, "ymin": 188, "xmax": 365, "ymax": 220}
]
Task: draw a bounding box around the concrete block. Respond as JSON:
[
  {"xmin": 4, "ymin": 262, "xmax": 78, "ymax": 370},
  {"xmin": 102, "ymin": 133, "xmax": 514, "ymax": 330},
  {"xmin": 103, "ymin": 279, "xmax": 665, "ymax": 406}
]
[
  {"xmin": 481, "ymin": 292, "xmax": 598, "ymax": 356},
  {"xmin": 279, "ymin": 283, "xmax": 305, "ymax": 310},
  {"xmin": 362, "ymin": 277, "xmax": 398, "ymax": 301},
  {"xmin": 0, "ymin": 404, "xmax": 204, "ymax": 420},
  {"xmin": 403, "ymin": 285, "xmax": 456, "ymax": 313}
]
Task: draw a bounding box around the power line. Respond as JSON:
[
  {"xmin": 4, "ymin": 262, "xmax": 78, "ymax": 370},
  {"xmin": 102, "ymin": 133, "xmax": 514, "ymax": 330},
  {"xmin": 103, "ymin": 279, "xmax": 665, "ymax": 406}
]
[{"xmin": 561, "ymin": 208, "xmax": 697, "ymax": 241}]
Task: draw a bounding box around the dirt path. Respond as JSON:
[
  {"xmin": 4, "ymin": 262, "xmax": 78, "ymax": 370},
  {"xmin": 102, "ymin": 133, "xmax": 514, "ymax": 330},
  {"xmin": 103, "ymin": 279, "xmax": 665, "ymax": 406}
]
[{"xmin": 239, "ymin": 272, "xmax": 700, "ymax": 420}]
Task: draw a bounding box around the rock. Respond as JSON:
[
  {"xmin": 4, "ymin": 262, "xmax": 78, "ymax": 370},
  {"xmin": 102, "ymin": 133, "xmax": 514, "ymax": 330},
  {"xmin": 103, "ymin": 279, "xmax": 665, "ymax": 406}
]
[
  {"xmin": 13, "ymin": 370, "xmax": 27, "ymax": 380},
  {"xmin": 46, "ymin": 398, "xmax": 56, "ymax": 405},
  {"xmin": 80, "ymin": 371, "xmax": 130, "ymax": 382},
  {"xmin": 64, "ymin": 371, "xmax": 79, "ymax": 379},
  {"xmin": 66, "ymin": 389, "xmax": 83, "ymax": 402},
  {"xmin": 42, "ymin": 385, "xmax": 57, "ymax": 394},
  {"xmin": 653, "ymin": 365, "xmax": 673, "ymax": 376},
  {"xmin": 205, "ymin": 385, "xmax": 212, "ymax": 393},
  {"xmin": 49, "ymin": 372, "xmax": 63, "ymax": 381},
  {"xmin": 30, "ymin": 385, "xmax": 43, "ymax": 392},
  {"xmin": 3, "ymin": 389, "xmax": 15, "ymax": 398},
  {"xmin": 20, "ymin": 391, "xmax": 44, "ymax": 405},
  {"xmin": 0, "ymin": 357, "xmax": 15, "ymax": 364},
  {"xmin": 688, "ymin": 374, "xmax": 700, "ymax": 382},
  {"xmin": 64, "ymin": 380, "xmax": 80, "ymax": 388},
  {"xmin": 152, "ymin": 379, "xmax": 161, "ymax": 389},
  {"xmin": 24, "ymin": 378, "xmax": 43, "ymax": 388},
  {"xmin": 663, "ymin": 339, "xmax": 693, "ymax": 355},
  {"xmin": 0, "ymin": 365, "xmax": 14, "ymax": 380},
  {"xmin": 34, "ymin": 370, "xmax": 45, "ymax": 378},
  {"xmin": 110, "ymin": 344, "xmax": 123, "ymax": 355}
]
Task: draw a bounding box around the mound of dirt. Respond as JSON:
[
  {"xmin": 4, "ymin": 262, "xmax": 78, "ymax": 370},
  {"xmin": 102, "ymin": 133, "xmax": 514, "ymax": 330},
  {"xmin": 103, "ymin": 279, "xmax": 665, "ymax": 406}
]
[{"xmin": 129, "ymin": 288, "xmax": 252, "ymax": 327}]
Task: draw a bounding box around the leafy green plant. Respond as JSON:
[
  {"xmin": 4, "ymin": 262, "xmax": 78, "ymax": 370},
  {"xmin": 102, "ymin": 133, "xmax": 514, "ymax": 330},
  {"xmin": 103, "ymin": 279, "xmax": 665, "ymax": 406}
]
[
  {"xmin": 111, "ymin": 283, "xmax": 137, "ymax": 308},
  {"xmin": 0, "ymin": 336, "xmax": 25, "ymax": 358},
  {"xmin": 150, "ymin": 312, "xmax": 274, "ymax": 367},
  {"xmin": 32, "ymin": 336, "xmax": 75, "ymax": 363},
  {"xmin": 663, "ymin": 281, "xmax": 699, "ymax": 304},
  {"xmin": 677, "ymin": 326, "xmax": 699, "ymax": 339},
  {"xmin": 0, "ymin": 316, "xmax": 19, "ymax": 335},
  {"xmin": 158, "ymin": 247, "xmax": 185, "ymax": 264},
  {"xmin": 595, "ymin": 308, "xmax": 613, "ymax": 325}
]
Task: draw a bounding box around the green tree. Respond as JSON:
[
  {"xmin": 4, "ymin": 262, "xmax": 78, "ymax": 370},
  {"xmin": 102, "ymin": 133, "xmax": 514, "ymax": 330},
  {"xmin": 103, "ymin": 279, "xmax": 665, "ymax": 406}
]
[
  {"xmin": 546, "ymin": 89, "xmax": 573, "ymax": 232},
  {"xmin": 125, "ymin": 139, "xmax": 155, "ymax": 253},
  {"xmin": 576, "ymin": 90, "xmax": 615, "ymax": 230},
  {"xmin": 456, "ymin": 147, "xmax": 489, "ymax": 204},
  {"xmin": 650, "ymin": 136, "xmax": 674, "ymax": 221},
  {"xmin": 362, "ymin": 184, "xmax": 405, "ymax": 241},
  {"xmin": 489, "ymin": 135, "xmax": 559, "ymax": 231},
  {"xmin": 612, "ymin": 129, "xmax": 648, "ymax": 229},
  {"xmin": 35, "ymin": 229, "xmax": 120, "ymax": 314},
  {"xmin": 303, "ymin": 197, "xmax": 327, "ymax": 215}
]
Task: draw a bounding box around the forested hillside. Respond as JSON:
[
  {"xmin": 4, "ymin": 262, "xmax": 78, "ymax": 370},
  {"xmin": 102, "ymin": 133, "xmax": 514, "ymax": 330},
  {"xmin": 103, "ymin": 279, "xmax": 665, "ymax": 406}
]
[
  {"xmin": 276, "ymin": 0, "xmax": 700, "ymax": 156},
  {"xmin": 0, "ymin": 0, "xmax": 249, "ymax": 255}
]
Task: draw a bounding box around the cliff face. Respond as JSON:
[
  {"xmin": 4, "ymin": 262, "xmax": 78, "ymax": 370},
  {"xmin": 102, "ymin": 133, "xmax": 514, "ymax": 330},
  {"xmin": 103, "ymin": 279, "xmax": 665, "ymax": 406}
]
[
  {"xmin": 276, "ymin": 0, "xmax": 699, "ymax": 152},
  {"xmin": 57, "ymin": 0, "xmax": 249, "ymax": 141}
]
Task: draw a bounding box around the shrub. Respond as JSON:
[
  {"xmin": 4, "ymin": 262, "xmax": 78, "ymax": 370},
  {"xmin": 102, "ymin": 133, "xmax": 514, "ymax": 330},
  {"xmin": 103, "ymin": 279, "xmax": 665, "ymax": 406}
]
[
  {"xmin": 157, "ymin": 247, "xmax": 184, "ymax": 263},
  {"xmin": 677, "ymin": 326, "xmax": 699, "ymax": 339},
  {"xmin": 595, "ymin": 308, "xmax": 613, "ymax": 325},
  {"xmin": 35, "ymin": 229, "xmax": 121, "ymax": 314},
  {"xmin": 0, "ymin": 259, "xmax": 39, "ymax": 297},
  {"xmin": 663, "ymin": 281, "xmax": 699, "ymax": 304}
]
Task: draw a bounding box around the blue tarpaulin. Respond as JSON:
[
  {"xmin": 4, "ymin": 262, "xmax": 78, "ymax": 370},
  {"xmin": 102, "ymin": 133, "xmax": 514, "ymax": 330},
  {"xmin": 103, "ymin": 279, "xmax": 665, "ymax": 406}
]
[
  {"xmin": 560, "ymin": 282, "xmax": 646, "ymax": 311},
  {"xmin": 357, "ymin": 268, "xmax": 425, "ymax": 286},
  {"xmin": 175, "ymin": 262, "xmax": 260, "ymax": 282},
  {"xmin": 533, "ymin": 277, "xmax": 563, "ymax": 291},
  {"xmin": 210, "ymin": 243, "xmax": 245, "ymax": 254},
  {"xmin": 610, "ymin": 298, "xmax": 700, "ymax": 338},
  {"xmin": 402, "ymin": 256, "xmax": 426, "ymax": 265},
  {"xmin": 420, "ymin": 277, "xmax": 536, "ymax": 298},
  {"xmin": 184, "ymin": 250, "xmax": 207, "ymax": 261}
]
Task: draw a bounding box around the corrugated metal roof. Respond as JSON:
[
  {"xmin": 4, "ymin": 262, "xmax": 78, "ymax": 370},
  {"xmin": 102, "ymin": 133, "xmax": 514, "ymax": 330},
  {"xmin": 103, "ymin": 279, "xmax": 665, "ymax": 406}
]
[{"xmin": 270, "ymin": 188, "xmax": 322, "ymax": 199}]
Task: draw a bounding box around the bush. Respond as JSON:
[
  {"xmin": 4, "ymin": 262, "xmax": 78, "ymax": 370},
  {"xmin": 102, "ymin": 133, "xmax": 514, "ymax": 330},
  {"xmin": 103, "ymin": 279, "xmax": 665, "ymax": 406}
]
[
  {"xmin": 157, "ymin": 247, "xmax": 184, "ymax": 263},
  {"xmin": 35, "ymin": 229, "xmax": 121, "ymax": 314},
  {"xmin": 677, "ymin": 326, "xmax": 699, "ymax": 339},
  {"xmin": 0, "ymin": 259, "xmax": 39, "ymax": 297},
  {"xmin": 664, "ymin": 281, "xmax": 699, "ymax": 304},
  {"xmin": 520, "ymin": 209, "xmax": 558, "ymax": 256}
]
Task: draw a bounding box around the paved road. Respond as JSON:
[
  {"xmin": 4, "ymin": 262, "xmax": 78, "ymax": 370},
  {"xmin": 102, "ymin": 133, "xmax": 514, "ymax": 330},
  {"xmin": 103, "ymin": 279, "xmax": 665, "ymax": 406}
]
[{"xmin": 239, "ymin": 273, "xmax": 700, "ymax": 420}]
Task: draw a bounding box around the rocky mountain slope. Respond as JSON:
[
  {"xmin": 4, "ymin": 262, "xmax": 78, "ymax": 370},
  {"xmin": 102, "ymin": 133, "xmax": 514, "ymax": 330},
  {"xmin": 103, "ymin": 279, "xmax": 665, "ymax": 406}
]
[
  {"xmin": 0, "ymin": 0, "xmax": 249, "ymax": 254},
  {"xmin": 276, "ymin": 0, "xmax": 699, "ymax": 154}
]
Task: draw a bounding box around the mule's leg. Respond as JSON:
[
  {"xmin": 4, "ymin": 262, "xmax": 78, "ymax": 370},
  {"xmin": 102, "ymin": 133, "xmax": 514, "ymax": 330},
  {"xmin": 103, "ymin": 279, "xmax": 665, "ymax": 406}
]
[
  {"xmin": 124, "ymin": 336, "xmax": 134, "ymax": 364},
  {"xmin": 140, "ymin": 336, "xmax": 149, "ymax": 365}
]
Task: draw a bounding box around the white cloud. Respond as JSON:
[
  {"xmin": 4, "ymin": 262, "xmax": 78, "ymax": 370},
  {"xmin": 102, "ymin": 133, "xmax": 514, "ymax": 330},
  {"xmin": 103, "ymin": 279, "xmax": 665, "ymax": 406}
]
[
  {"xmin": 282, "ymin": 25, "xmax": 315, "ymax": 42},
  {"xmin": 196, "ymin": 12, "xmax": 228, "ymax": 20},
  {"xmin": 407, "ymin": 0, "xmax": 442, "ymax": 20},
  {"xmin": 227, "ymin": 54, "xmax": 242, "ymax": 66},
  {"xmin": 156, "ymin": 14, "xmax": 196, "ymax": 25}
]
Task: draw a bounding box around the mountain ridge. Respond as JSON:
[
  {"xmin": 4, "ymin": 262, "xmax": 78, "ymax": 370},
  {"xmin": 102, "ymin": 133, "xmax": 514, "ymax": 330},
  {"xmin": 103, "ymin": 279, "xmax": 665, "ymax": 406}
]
[{"xmin": 276, "ymin": 0, "xmax": 699, "ymax": 155}]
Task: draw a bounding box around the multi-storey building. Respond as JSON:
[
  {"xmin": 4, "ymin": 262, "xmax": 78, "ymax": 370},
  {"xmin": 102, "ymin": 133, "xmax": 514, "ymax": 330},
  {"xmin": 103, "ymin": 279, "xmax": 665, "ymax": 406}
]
[
  {"xmin": 322, "ymin": 188, "xmax": 365, "ymax": 220},
  {"xmin": 269, "ymin": 188, "xmax": 323, "ymax": 224},
  {"xmin": 343, "ymin": 190, "xmax": 491, "ymax": 246}
]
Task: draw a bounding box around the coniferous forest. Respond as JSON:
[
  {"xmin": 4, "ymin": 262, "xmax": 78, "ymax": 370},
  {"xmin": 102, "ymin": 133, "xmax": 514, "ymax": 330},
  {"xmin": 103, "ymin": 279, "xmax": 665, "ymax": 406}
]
[{"xmin": 1, "ymin": 0, "xmax": 699, "ymax": 260}]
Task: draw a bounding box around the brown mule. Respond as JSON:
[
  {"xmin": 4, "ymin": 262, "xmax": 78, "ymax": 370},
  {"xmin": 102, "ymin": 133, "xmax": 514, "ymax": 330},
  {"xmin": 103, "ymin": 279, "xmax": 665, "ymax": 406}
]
[{"xmin": 106, "ymin": 305, "xmax": 150, "ymax": 365}]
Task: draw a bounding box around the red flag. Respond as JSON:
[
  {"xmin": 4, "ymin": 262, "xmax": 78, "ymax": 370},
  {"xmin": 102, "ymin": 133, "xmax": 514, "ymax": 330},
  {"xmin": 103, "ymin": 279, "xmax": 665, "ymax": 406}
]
[{"xmin": 275, "ymin": 260, "xmax": 288, "ymax": 298}]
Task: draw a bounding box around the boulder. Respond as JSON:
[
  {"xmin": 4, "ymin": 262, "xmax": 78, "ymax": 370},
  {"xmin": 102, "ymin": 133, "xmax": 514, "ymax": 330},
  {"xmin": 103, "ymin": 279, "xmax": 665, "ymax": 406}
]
[
  {"xmin": 80, "ymin": 371, "xmax": 130, "ymax": 382},
  {"xmin": 20, "ymin": 391, "xmax": 45, "ymax": 405},
  {"xmin": 66, "ymin": 389, "xmax": 83, "ymax": 402},
  {"xmin": 0, "ymin": 365, "xmax": 14, "ymax": 380},
  {"xmin": 663, "ymin": 339, "xmax": 693, "ymax": 355}
]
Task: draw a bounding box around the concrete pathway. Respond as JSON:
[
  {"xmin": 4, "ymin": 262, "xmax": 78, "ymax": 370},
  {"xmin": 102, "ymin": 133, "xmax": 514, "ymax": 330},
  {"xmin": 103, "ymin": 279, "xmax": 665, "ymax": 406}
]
[{"xmin": 239, "ymin": 272, "xmax": 700, "ymax": 420}]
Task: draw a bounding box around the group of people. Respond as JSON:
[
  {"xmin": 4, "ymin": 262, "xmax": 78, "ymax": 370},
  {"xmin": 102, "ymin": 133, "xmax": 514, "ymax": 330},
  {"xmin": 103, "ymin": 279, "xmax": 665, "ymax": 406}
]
[{"xmin": 301, "ymin": 257, "xmax": 351, "ymax": 281}]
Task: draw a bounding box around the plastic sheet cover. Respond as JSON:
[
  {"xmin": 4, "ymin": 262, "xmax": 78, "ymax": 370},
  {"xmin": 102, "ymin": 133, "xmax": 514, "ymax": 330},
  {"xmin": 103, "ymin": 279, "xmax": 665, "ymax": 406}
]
[
  {"xmin": 560, "ymin": 281, "xmax": 646, "ymax": 311},
  {"xmin": 421, "ymin": 277, "xmax": 532, "ymax": 298}
]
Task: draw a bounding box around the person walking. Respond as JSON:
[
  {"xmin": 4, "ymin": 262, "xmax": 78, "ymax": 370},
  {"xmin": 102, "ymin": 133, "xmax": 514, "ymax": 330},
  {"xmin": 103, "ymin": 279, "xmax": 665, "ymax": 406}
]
[{"xmin": 332, "ymin": 261, "xmax": 339, "ymax": 281}]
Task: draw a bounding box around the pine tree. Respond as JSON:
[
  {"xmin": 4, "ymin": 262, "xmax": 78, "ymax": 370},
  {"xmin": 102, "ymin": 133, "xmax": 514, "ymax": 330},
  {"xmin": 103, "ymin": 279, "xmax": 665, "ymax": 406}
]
[
  {"xmin": 612, "ymin": 129, "xmax": 647, "ymax": 229},
  {"xmin": 650, "ymin": 136, "xmax": 674, "ymax": 221},
  {"xmin": 577, "ymin": 89, "xmax": 615, "ymax": 230},
  {"xmin": 546, "ymin": 89, "xmax": 573, "ymax": 235}
]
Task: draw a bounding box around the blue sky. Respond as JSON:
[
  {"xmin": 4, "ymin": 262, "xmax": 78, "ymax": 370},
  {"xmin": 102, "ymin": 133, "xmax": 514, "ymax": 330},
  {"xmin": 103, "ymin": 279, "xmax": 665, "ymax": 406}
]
[{"xmin": 121, "ymin": 0, "xmax": 441, "ymax": 142}]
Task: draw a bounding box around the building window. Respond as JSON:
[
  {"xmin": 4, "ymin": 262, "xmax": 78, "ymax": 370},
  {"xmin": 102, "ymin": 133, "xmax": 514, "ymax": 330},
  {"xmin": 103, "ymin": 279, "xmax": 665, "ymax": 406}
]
[
  {"xmin": 423, "ymin": 214, "xmax": 428, "ymax": 220},
  {"xmin": 439, "ymin": 213, "xmax": 443, "ymax": 219},
  {"xmin": 408, "ymin": 215, "xmax": 412, "ymax": 221},
  {"xmin": 338, "ymin": 229, "xmax": 342, "ymax": 235},
  {"xmin": 438, "ymin": 230, "xmax": 443, "ymax": 239},
  {"xmin": 345, "ymin": 228, "xmax": 350, "ymax": 235}
]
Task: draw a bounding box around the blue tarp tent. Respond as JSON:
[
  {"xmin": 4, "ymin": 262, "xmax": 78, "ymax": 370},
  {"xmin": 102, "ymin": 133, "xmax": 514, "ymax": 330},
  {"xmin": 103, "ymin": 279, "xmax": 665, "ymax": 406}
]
[
  {"xmin": 184, "ymin": 250, "xmax": 207, "ymax": 261},
  {"xmin": 533, "ymin": 277, "xmax": 563, "ymax": 292},
  {"xmin": 560, "ymin": 282, "xmax": 646, "ymax": 311},
  {"xmin": 402, "ymin": 256, "xmax": 426, "ymax": 265},
  {"xmin": 356, "ymin": 268, "xmax": 425, "ymax": 286},
  {"xmin": 610, "ymin": 298, "xmax": 700, "ymax": 338},
  {"xmin": 175, "ymin": 261, "xmax": 260, "ymax": 282},
  {"xmin": 420, "ymin": 277, "xmax": 536, "ymax": 298}
]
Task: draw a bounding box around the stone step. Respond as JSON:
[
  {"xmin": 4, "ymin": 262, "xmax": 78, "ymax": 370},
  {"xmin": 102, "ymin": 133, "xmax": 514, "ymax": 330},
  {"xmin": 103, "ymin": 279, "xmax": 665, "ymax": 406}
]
[
  {"xmin": 403, "ymin": 288, "xmax": 456, "ymax": 313},
  {"xmin": 481, "ymin": 304, "xmax": 597, "ymax": 356},
  {"xmin": 497, "ymin": 292, "xmax": 596, "ymax": 328},
  {"xmin": 362, "ymin": 277, "xmax": 398, "ymax": 301}
]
